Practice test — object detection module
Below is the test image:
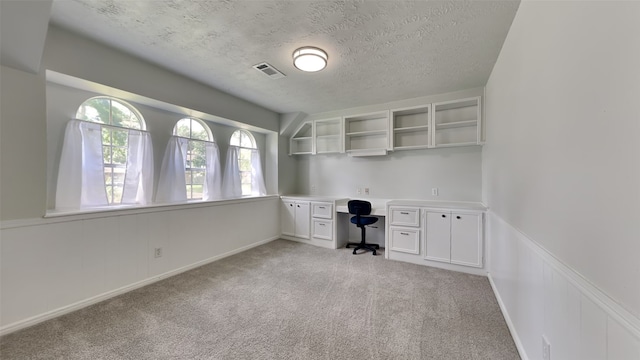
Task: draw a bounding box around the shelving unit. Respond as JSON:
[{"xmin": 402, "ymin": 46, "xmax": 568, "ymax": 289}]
[
  {"xmin": 343, "ymin": 110, "xmax": 390, "ymax": 156},
  {"xmin": 289, "ymin": 121, "xmax": 313, "ymax": 155},
  {"xmin": 314, "ymin": 118, "xmax": 342, "ymax": 154},
  {"xmin": 288, "ymin": 95, "xmax": 483, "ymax": 156},
  {"xmin": 432, "ymin": 97, "xmax": 481, "ymax": 148},
  {"xmin": 391, "ymin": 105, "xmax": 431, "ymax": 150}
]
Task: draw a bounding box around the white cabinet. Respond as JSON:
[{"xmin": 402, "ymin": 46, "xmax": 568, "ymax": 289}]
[
  {"xmin": 343, "ymin": 110, "xmax": 390, "ymax": 156},
  {"xmin": 281, "ymin": 200, "xmax": 310, "ymax": 239},
  {"xmin": 281, "ymin": 200, "xmax": 296, "ymax": 236},
  {"xmin": 311, "ymin": 201, "xmax": 333, "ymax": 241},
  {"xmin": 391, "ymin": 105, "xmax": 431, "ymax": 150},
  {"xmin": 312, "ymin": 219, "xmax": 333, "ymax": 240},
  {"xmin": 424, "ymin": 210, "xmax": 483, "ymax": 268},
  {"xmin": 290, "ymin": 121, "xmax": 313, "ymax": 155},
  {"xmin": 432, "ymin": 97, "xmax": 482, "ymax": 148},
  {"xmin": 294, "ymin": 202, "xmax": 310, "ymax": 239},
  {"xmin": 314, "ymin": 118, "xmax": 342, "ymax": 154},
  {"xmin": 388, "ymin": 206, "xmax": 421, "ymax": 254},
  {"xmin": 282, "ymin": 197, "xmax": 347, "ymax": 249}
]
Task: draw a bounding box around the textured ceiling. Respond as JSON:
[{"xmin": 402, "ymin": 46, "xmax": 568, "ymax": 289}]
[{"xmin": 49, "ymin": 0, "xmax": 519, "ymax": 115}]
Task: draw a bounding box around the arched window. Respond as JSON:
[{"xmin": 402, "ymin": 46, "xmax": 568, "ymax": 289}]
[
  {"xmin": 222, "ymin": 129, "xmax": 266, "ymax": 197},
  {"xmin": 173, "ymin": 118, "xmax": 213, "ymax": 200},
  {"xmin": 156, "ymin": 118, "xmax": 222, "ymax": 203},
  {"xmin": 56, "ymin": 97, "xmax": 153, "ymax": 210}
]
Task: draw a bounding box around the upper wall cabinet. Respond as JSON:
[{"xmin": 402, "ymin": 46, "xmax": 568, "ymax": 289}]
[
  {"xmin": 343, "ymin": 110, "xmax": 390, "ymax": 156},
  {"xmin": 289, "ymin": 95, "xmax": 482, "ymax": 156},
  {"xmin": 391, "ymin": 105, "xmax": 432, "ymax": 150},
  {"xmin": 432, "ymin": 96, "xmax": 482, "ymax": 148},
  {"xmin": 314, "ymin": 117, "xmax": 342, "ymax": 154},
  {"xmin": 290, "ymin": 121, "xmax": 313, "ymax": 155}
]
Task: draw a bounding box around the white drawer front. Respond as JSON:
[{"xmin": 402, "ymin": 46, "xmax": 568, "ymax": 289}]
[
  {"xmin": 312, "ymin": 202, "xmax": 333, "ymax": 219},
  {"xmin": 389, "ymin": 207, "xmax": 420, "ymax": 227},
  {"xmin": 312, "ymin": 219, "xmax": 333, "ymax": 240},
  {"xmin": 389, "ymin": 227, "xmax": 420, "ymax": 254}
]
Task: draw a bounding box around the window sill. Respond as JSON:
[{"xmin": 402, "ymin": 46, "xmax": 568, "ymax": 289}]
[{"xmin": 2, "ymin": 195, "xmax": 279, "ymax": 230}]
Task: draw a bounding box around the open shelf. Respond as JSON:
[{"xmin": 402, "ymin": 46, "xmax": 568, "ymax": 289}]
[
  {"xmin": 432, "ymin": 97, "xmax": 481, "ymax": 147},
  {"xmin": 343, "ymin": 111, "xmax": 390, "ymax": 155},
  {"xmin": 290, "ymin": 121, "xmax": 314, "ymax": 155},
  {"xmin": 313, "ymin": 117, "xmax": 342, "ymax": 154},
  {"xmin": 435, "ymin": 120, "xmax": 477, "ymax": 130},
  {"xmin": 392, "ymin": 105, "xmax": 431, "ymax": 150}
]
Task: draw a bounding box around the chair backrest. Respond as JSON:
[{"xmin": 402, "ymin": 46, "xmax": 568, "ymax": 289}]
[{"xmin": 348, "ymin": 200, "xmax": 372, "ymax": 216}]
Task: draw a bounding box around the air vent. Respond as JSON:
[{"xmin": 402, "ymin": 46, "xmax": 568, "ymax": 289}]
[{"xmin": 253, "ymin": 62, "xmax": 285, "ymax": 79}]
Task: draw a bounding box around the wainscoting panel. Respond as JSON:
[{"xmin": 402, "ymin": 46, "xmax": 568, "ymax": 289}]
[
  {"xmin": 487, "ymin": 211, "xmax": 640, "ymax": 360},
  {"xmin": 0, "ymin": 196, "xmax": 280, "ymax": 335}
]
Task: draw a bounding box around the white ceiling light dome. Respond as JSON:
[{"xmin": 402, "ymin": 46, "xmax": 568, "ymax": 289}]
[{"xmin": 293, "ymin": 47, "xmax": 328, "ymax": 72}]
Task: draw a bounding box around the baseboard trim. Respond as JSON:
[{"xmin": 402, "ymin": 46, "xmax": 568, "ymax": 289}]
[
  {"xmin": 488, "ymin": 211, "xmax": 640, "ymax": 340},
  {"xmin": 0, "ymin": 235, "xmax": 279, "ymax": 336},
  {"xmin": 487, "ymin": 272, "xmax": 530, "ymax": 360}
]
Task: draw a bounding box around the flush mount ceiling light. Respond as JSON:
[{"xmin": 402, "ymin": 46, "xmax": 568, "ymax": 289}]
[{"xmin": 293, "ymin": 47, "xmax": 328, "ymax": 72}]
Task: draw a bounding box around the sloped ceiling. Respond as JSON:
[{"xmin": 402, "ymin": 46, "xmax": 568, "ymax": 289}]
[{"xmin": 49, "ymin": 0, "xmax": 519, "ymax": 115}]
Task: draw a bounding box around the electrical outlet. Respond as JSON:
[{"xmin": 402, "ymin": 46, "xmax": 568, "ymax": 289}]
[
  {"xmin": 542, "ymin": 335, "xmax": 551, "ymax": 360},
  {"xmin": 357, "ymin": 187, "xmax": 362, "ymax": 195},
  {"xmin": 432, "ymin": 188, "xmax": 439, "ymax": 196},
  {"xmin": 364, "ymin": 187, "xmax": 370, "ymax": 195},
  {"xmin": 311, "ymin": 184, "xmax": 316, "ymax": 194},
  {"xmin": 154, "ymin": 247, "xmax": 163, "ymax": 258}
]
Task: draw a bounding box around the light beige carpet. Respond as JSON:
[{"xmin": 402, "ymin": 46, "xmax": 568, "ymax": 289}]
[{"xmin": 0, "ymin": 239, "xmax": 519, "ymax": 359}]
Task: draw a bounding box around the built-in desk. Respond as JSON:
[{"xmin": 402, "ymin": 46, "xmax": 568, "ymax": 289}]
[
  {"xmin": 335, "ymin": 199, "xmax": 388, "ymax": 216},
  {"xmin": 281, "ymin": 196, "xmax": 488, "ymax": 275},
  {"xmin": 336, "ymin": 199, "xmax": 389, "ymax": 248}
]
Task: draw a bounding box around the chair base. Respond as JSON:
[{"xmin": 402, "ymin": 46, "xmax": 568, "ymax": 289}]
[{"xmin": 346, "ymin": 241, "xmax": 380, "ymax": 255}]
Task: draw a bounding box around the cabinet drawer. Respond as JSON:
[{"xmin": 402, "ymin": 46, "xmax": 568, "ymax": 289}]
[
  {"xmin": 312, "ymin": 219, "xmax": 333, "ymax": 240},
  {"xmin": 311, "ymin": 202, "xmax": 333, "ymax": 219},
  {"xmin": 389, "ymin": 227, "xmax": 420, "ymax": 254},
  {"xmin": 389, "ymin": 207, "xmax": 420, "ymax": 227}
]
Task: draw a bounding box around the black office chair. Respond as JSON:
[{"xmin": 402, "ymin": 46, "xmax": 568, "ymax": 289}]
[{"xmin": 345, "ymin": 200, "xmax": 380, "ymax": 255}]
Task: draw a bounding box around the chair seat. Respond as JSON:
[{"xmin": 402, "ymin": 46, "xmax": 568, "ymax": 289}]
[{"xmin": 350, "ymin": 216, "xmax": 378, "ymax": 226}]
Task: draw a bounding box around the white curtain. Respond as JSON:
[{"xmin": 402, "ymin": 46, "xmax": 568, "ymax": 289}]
[
  {"xmin": 203, "ymin": 142, "xmax": 222, "ymax": 201},
  {"xmin": 222, "ymin": 145, "xmax": 242, "ymax": 198},
  {"xmin": 121, "ymin": 130, "xmax": 154, "ymax": 205},
  {"xmin": 251, "ymin": 149, "xmax": 267, "ymax": 196},
  {"xmin": 56, "ymin": 120, "xmax": 108, "ymax": 210},
  {"xmin": 155, "ymin": 136, "xmax": 188, "ymax": 203}
]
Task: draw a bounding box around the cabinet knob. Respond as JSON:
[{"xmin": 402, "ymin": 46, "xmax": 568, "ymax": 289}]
[
  {"xmin": 297, "ymin": 205, "xmax": 300, "ymax": 207},
  {"xmin": 289, "ymin": 204, "xmax": 293, "ymax": 207},
  {"xmin": 456, "ymin": 216, "xmax": 461, "ymax": 219},
  {"xmin": 442, "ymin": 214, "xmax": 446, "ymax": 218}
]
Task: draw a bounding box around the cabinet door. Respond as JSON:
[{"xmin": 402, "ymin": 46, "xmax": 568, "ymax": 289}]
[
  {"xmin": 450, "ymin": 212, "xmax": 483, "ymax": 267},
  {"xmin": 425, "ymin": 212, "xmax": 451, "ymax": 263},
  {"xmin": 281, "ymin": 201, "xmax": 295, "ymax": 236},
  {"xmin": 294, "ymin": 202, "xmax": 310, "ymax": 239}
]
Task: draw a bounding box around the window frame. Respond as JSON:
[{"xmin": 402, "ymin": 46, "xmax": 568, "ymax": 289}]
[
  {"xmin": 173, "ymin": 117, "xmax": 215, "ymax": 200},
  {"xmin": 230, "ymin": 129, "xmax": 258, "ymax": 196},
  {"xmin": 75, "ymin": 96, "xmax": 146, "ymax": 205}
]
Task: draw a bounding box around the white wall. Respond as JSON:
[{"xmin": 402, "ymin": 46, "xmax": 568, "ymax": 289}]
[
  {"xmin": 43, "ymin": 25, "xmax": 279, "ymax": 133},
  {"xmin": 294, "ymin": 88, "xmax": 484, "ymax": 201},
  {"xmin": 0, "ymin": 66, "xmax": 47, "ymax": 220},
  {"xmin": 1, "ymin": 197, "xmax": 280, "ymax": 334},
  {"xmin": 484, "ymin": 1, "xmax": 640, "ymax": 359}
]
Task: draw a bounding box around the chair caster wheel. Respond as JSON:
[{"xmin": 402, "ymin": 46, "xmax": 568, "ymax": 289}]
[
  {"xmin": 352, "ymin": 249, "xmax": 357, "ymax": 255},
  {"xmin": 372, "ymin": 251, "xmax": 376, "ymax": 255}
]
